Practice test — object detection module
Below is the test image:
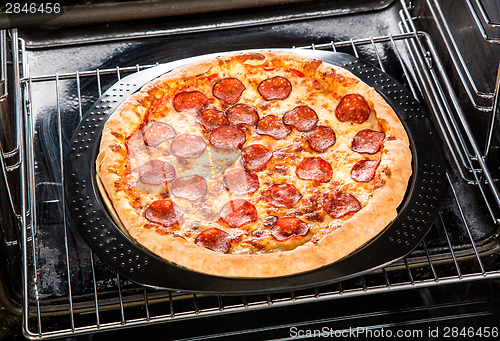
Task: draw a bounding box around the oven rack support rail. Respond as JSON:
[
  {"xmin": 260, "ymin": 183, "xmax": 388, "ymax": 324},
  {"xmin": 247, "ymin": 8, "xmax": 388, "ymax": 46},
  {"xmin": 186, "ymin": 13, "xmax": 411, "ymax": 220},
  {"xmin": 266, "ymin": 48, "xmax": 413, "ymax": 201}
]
[
  {"xmin": 465, "ymin": 0, "xmax": 500, "ymax": 43},
  {"xmin": 0, "ymin": 10, "xmax": 497, "ymax": 341},
  {"xmin": 426, "ymin": 0, "xmax": 496, "ymax": 111},
  {"xmin": 403, "ymin": 0, "xmax": 500, "ymax": 188},
  {"xmin": 399, "ymin": 1, "xmax": 500, "ymax": 216}
]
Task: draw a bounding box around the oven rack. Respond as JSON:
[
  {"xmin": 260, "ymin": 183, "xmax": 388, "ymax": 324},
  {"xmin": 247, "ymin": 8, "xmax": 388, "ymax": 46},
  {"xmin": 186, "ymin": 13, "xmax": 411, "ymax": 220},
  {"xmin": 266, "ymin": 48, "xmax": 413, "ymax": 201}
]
[
  {"xmin": 399, "ymin": 3, "xmax": 500, "ymax": 220},
  {"xmin": 425, "ymin": 0, "xmax": 499, "ymax": 109},
  {"xmin": 2, "ymin": 23, "xmax": 494, "ymax": 338},
  {"xmin": 465, "ymin": 0, "xmax": 500, "ymax": 43}
]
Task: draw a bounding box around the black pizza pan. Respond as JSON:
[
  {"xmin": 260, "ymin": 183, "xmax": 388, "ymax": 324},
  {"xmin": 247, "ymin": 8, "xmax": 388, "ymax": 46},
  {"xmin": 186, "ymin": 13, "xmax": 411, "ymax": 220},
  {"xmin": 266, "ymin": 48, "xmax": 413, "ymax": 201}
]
[{"xmin": 64, "ymin": 49, "xmax": 446, "ymax": 294}]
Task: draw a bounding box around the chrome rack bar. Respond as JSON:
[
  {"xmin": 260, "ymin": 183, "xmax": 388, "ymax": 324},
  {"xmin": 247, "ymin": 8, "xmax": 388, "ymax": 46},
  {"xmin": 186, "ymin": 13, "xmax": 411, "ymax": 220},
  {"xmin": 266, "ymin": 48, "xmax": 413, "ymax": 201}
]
[
  {"xmin": 3, "ymin": 31, "xmax": 23, "ymax": 164},
  {"xmin": 388, "ymin": 34, "xmax": 420, "ymax": 108},
  {"xmin": 55, "ymin": 73, "xmax": 76, "ymax": 333},
  {"xmin": 428, "ymin": 0, "xmax": 494, "ymax": 109},
  {"xmin": 398, "ymin": 18, "xmax": 475, "ymax": 183},
  {"xmin": 0, "ymin": 31, "xmax": 22, "ymax": 228},
  {"xmin": 401, "ymin": 2, "xmax": 500, "ymax": 217},
  {"xmin": 0, "ymin": 30, "xmax": 7, "ymax": 102},
  {"xmin": 421, "ymin": 31, "xmax": 500, "ymax": 215},
  {"xmin": 465, "ymin": 0, "xmax": 500, "ymax": 43},
  {"xmin": 422, "ymin": 240, "xmax": 439, "ymax": 281},
  {"xmin": 403, "ymin": 258, "xmax": 414, "ymax": 285},
  {"xmin": 296, "ymin": 32, "xmax": 418, "ymax": 50},
  {"xmin": 23, "ymin": 64, "xmax": 159, "ymax": 83},
  {"xmin": 472, "ymin": 0, "xmax": 500, "ymax": 27},
  {"xmin": 446, "ymin": 173, "xmax": 487, "ymax": 274},
  {"xmin": 438, "ymin": 213, "xmax": 463, "ymax": 278},
  {"xmin": 90, "ymin": 252, "xmax": 101, "ymax": 329},
  {"xmin": 19, "ymin": 27, "xmax": 43, "ymax": 338},
  {"xmin": 484, "ymin": 62, "xmax": 500, "ymax": 158},
  {"xmin": 2, "ymin": 32, "xmax": 22, "ymax": 166}
]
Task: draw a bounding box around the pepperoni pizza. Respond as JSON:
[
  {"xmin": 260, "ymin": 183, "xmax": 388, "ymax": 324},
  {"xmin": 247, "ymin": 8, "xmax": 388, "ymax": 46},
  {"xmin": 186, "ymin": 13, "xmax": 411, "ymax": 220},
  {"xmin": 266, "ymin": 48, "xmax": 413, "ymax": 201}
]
[{"xmin": 96, "ymin": 50, "xmax": 412, "ymax": 278}]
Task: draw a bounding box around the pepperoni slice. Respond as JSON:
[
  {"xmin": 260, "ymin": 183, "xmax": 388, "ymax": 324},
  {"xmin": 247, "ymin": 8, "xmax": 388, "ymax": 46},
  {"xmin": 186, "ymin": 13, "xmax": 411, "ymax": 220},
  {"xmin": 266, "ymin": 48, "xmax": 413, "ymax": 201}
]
[
  {"xmin": 138, "ymin": 160, "xmax": 176, "ymax": 185},
  {"xmin": 264, "ymin": 184, "xmax": 302, "ymax": 208},
  {"xmin": 283, "ymin": 106, "xmax": 318, "ymax": 132},
  {"xmin": 351, "ymin": 159, "xmax": 380, "ymax": 182},
  {"xmin": 256, "ymin": 115, "xmax": 292, "ymax": 140},
  {"xmin": 143, "ymin": 122, "xmax": 176, "ymax": 147},
  {"xmin": 335, "ymin": 94, "xmax": 370, "ymax": 124},
  {"xmin": 321, "ymin": 192, "xmax": 361, "ymax": 219},
  {"xmin": 173, "ymin": 91, "xmax": 208, "ymax": 115},
  {"xmin": 171, "ymin": 175, "xmax": 207, "ymax": 201},
  {"xmin": 304, "ymin": 126, "xmax": 336, "ymax": 153},
  {"xmin": 240, "ymin": 144, "xmax": 272, "ymax": 171},
  {"xmin": 195, "ymin": 228, "xmax": 232, "ymax": 253},
  {"xmin": 271, "ymin": 217, "xmax": 309, "ymax": 242},
  {"xmin": 145, "ymin": 199, "xmax": 183, "ymax": 227},
  {"xmin": 351, "ymin": 129, "xmax": 385, "ymax": 154},
  {"xmin": 226, "ymin": 104, "xmax": 259, "ymax": 126},
  {"xmin": 223, "ymin": 168, "xmax": 259, "ymax": 195},
  {"xmin": 295, "ymin": 157, "xmax": 333, "ymax": 183},
  {"xmin": 219, "ymin": 199, "xmax": 258, "ymax": 229},
  {"xmin": 257, "ymin": 76, "xmax": 292, "ymax": 100},
  {"xmin": 209, "ymin": 125, "xmax": 246, "ymax": 150},
  {"xmin": 170, "ymin": 134, "xmax": 206, "ymax": 159},
  {"xmin": 213, "ymin": 78, "xmax": 245, "ymax": 104},
  {"xmin": 196, "ymin": 109, "xmax": 229, "ymax": 132}
]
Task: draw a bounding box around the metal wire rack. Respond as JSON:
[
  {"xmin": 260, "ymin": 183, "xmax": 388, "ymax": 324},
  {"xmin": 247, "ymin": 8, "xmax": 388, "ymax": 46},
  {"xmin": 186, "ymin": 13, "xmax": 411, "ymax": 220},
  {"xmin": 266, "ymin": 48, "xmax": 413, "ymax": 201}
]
[
  {"xmin": 0, "ymin": 2, "xmax": 498, "ymax": 339},
  {"xmin": 428, "ymin": 0, "xmax": 498, "ymax": 109},
  {"xmin": 465, "ymin": 0, "xmax": 500, "ymax": 43}
]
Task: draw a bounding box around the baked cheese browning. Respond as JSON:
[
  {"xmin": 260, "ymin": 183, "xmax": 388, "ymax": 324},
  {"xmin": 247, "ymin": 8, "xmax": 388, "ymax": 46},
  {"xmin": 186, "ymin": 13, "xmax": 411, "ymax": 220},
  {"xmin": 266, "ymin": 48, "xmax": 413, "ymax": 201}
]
[{"xmin": 99, "ymin": 50, "xmax": 411, "ymax": 269}]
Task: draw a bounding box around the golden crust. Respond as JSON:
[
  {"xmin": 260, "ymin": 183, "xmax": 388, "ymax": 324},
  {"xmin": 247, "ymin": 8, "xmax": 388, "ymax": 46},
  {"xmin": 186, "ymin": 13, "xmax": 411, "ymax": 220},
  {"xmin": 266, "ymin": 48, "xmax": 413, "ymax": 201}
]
[{"xmin": 96, "ymin": 49, "xmax": 412, "ymax": 278}]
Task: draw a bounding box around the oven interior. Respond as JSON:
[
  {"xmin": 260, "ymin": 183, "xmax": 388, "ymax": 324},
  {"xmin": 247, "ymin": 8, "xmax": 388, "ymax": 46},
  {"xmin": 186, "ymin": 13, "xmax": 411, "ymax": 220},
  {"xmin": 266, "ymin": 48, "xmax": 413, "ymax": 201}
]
[{"xmin": 0, "ymin": 0, "xmax": 499, "ymax": 339}]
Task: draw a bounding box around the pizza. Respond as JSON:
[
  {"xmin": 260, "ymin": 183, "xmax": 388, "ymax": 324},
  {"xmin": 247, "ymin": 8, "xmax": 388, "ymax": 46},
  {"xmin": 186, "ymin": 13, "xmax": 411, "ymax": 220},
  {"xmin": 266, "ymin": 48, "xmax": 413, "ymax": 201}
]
[{"xmin": 96, "ymin": 50, "xmax": 412, "ymax": 278}]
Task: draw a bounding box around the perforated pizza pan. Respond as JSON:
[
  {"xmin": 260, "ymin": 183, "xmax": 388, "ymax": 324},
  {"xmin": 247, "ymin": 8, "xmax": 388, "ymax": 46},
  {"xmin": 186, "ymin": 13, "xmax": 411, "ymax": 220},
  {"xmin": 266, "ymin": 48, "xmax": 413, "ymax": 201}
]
[{"xmin": 64, "ymin": 50, "xmax": 446, "ymax": 294}]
